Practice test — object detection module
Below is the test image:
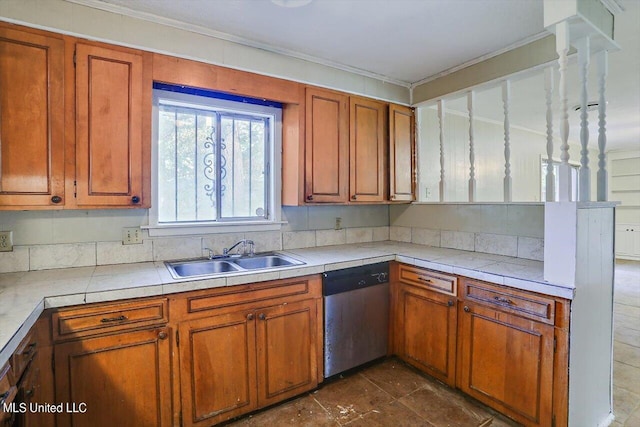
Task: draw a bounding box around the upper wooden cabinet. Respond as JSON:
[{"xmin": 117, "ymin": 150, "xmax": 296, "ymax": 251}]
[
  {"xmin": 295, "ymin": 86, "xmax": 415, "ymax": 205},
  {"xmin": 0, "ymin": 26, "xmax": 65, "ymax": 208},
  {"xmin": 350, "ymin": 97, "xmax": 386, "ymax": 202},
  {"xmin": 389, "ymin": 104, "xmax": 415, "ymax": 202},
  {"xmin": 75, "ymin": 43, "xmax": 148, "ymax": 208},
  {"xmin": 0, "ymin": 23, "xmax": 151, "ymax": 210},
  {"xmin": 304, "ymin": 87, "xmax": 349, "ymax": 203}
]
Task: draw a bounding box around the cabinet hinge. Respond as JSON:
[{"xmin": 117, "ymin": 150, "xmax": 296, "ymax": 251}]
[
  {"xmin": 553, "ymin": 336, "xmax": 557, "ymax": 353},
  {"xmin": 179, "ymin": 410, "xmax": 183, "ymax": 427},
  {"xmin": 552, "ymin": 414, "xmax": 556, "ymax": 427},
  {"xmin": 73, "ymin": 180, "xmax": 77, "ymax": 198},
  {"xmin": 51, "ymin": 352, "xmax": 55, "ymax": 375},
  {"xmin": 73, "ymin": 50, "xmax": 76, "ymax": 67},
  {"xmin": 176, "ymin": 330, "xmax": 179, "ymax": 346}
]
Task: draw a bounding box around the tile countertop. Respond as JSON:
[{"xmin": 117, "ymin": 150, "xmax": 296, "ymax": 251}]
[{"xmin": 0, "ymin": 241, "xmax": 574, "ymax": 368}]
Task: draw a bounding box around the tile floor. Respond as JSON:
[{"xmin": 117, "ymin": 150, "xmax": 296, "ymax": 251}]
[{"xmin": 227, "ymin": 261, "xmax": 640, "ymax": 427}]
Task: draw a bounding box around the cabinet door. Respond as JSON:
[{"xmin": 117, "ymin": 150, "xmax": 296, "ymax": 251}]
[
  {"xmin": 458, "ymin": 302, "xmax": 554, "ymax": 426},
  {"xmin": 305, "ymin": 87, "xmax": 349, "ymax": 203},
  {"xmin": 54, "ymin": 328, "xmax": 172, "ymax": 427},
  {"xmin": 75, "ymin": 43, "xmax": 145, "ymax": 207},
  {"xmin": 178, "ymin": 311, "xmax": 257, "ymax": 427},
  {"xmin": 349, "ymin": 97, "xmax": 385, "ymax": 202},
  {"xmin": 398, "ymin": 284, "xmax": 457, "ymax": 386},
  {"xmin": 255, "ymin": 299, "xmax": 318, "ymax": 407},
  {"xmin": 389, "ymin": 104, "xmax": 415, "ymax": 202},
  {"xmin": 0, "ymin": 26, "xmax": 65, "ymax": 208}
]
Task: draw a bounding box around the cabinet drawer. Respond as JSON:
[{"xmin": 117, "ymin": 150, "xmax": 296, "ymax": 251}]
[
  {"xmin": 52, "ymin": 298, "xmax": 168, "ymax": 341},
  {"xmin": 398, "ymin": 264, "xmax": 457, "ymax": 296},
  {"xmin": 461, "ymin": 279, "xmax": 555, "ymax": 325},
  {"xmin": 12, "ymin": 332, "xmax": 37, "ymax": 382},
  {"xmin": 184, "ymin": 276, "xmax": 321, "ymax": 316}
]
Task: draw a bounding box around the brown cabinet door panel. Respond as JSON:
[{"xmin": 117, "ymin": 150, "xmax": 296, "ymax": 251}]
[
  {"xmin": 0, "ymin": 26, "xmax": 64, "ymax": 207},
  {"xmin": 256, "ymin": 299, "xmax": 318, "ymax": 406},
  {"xmin": 350, "ymin": 97, "xmax": 385, "ymax": 202},
  {"xmin": 75, "ymin": 43, "xmax": 144, "ymax": 206},
  {"xmin": 179, "ymin": 311, "xmax": 257, "ymax": 427},
  {"xmin": 458, "ymin": 302, "xmax": 554, "ymax": 426},
  {"xmin": 389, "ymin": 104, "xmax": 414, "ymax": 202},
  {"xmin": 399, "ymin": 284, "xmax": 457, "ymax": 386},
  {"xmin": 305, "ymin": 87, "xmax": 348, "ymax": 203},
  {"xmin": 54, "ymin": 328, "xmax": 172, "ymax": 427}
]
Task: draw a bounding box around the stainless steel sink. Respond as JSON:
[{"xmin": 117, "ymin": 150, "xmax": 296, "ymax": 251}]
[
  {"xmin": 165, "ymin": 252, "xmax": 305, "ymax": 279},
  {"xmin": 166, "ymin": 259, "xmax": 241, "ymax": 278},
  {"xmin": 232, "ymin": 253, "xmax": 304, "ymax": 270}
]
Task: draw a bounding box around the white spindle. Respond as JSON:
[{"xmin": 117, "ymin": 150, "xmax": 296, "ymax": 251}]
[
  {"xmin": 438, "ymin": 99, "xmax": 446, "ymax": 202},
  {"xmin": 577, "ymin": 37, "xmax": 591, "ymax": 201},
  {"xmin": 468, "ymin": 91, "xmax": 476, "ymax": 202},
  {"xmin": 597, "ymin": 50, "xmax": 609, "ymax": 201},
  {"xmin": 556, "ymin": 21, "xmax": 572, "ymax": 201},
  {"xmin": 544, "ymin": 67, "xmax": 555, "ymax": 202},
  {"xmin": 502, "ymin": 80, "xmax": 512, "ymax": 202}
]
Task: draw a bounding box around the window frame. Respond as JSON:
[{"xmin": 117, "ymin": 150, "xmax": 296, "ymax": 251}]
[{"xmin": 146, "ymin": 87, "xmax": 283, "ymax": 236}]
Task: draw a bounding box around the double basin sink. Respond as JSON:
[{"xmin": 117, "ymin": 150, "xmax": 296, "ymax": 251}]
[{"xmin": 165, "ymin": 252, "xmax": 305, "ymax": 279}]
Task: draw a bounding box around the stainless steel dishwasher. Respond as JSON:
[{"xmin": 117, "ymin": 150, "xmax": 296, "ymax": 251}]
[{"xmin": 323, "ymin": 262, "xmax": 389, "ymax": 378}]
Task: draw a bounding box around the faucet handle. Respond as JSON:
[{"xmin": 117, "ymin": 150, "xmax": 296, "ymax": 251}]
[
  {"xmin": 246, "ymin": 240, "xmax": 255, "ymax": 256},
  {"xmin": 203, "ymin": 247, "xmax": 214, "ymax": 259}
]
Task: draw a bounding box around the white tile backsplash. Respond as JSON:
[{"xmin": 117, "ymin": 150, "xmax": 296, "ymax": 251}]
[
  {"xmin": 29, "ymin": 243, "xmax": 96, "ymax": 270},
  {"xmin": 0, "ymin": 247, "xmax": 29, "ymax": 273},
  {"xmin": 517, "ymin": 237, "xmax": 544, "ymax": 261},
  {"xmin": 441, "ymin": 231, "xmax": 475, "ymax": 251},
  {"xmin": 346, "ymin": 227, "xmax": 373, "ymax": 244},
  {"xmin": 315, "ymin": 229, "xmax": 346, "ymax": 246},
  {"xmin": 372, "ymin": 226, "xmax": 389, "ymax": 241},
  {"xmin": 474, "ymin": 233, "xmax": 518, "ymax": 257},
  {"xmin": 282, "ymin": 231, "xmax": 316, "ymax": 250},
  {"xmin": 152, "ymin": 237, "xmax": 202, "ymax": 261},
  {"xmin": 202, "ymin": 233, "xmax": 245, "ymax": 256},
  {"xmin": 97, "ymin": 240, "xmax": 153, "ymax": 265},
  {"xmin": 244, "ymin": 231, "xmax": 282, "ymax": 252},
  {"xmin": 411, "ymin": 228, "xmax": 440, "ymax": 247},
  {"xmin": 389, "ymin": 226, "xmax": 411, "ymax": 242}
]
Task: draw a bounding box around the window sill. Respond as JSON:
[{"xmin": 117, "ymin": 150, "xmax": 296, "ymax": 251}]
[{"xmin": 143, "ymin": 221, "xmax": 284, "ymax": 237}]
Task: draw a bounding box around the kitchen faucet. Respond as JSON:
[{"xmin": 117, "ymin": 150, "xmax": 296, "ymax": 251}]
[{"xmin": 223, "ymin": 239, "xmax": 255, "ymax": 256}]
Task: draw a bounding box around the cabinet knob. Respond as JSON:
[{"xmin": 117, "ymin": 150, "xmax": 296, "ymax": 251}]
[
  {"xmin": 390, "ymin": 195, "xmax": 396, "ymax": 200},
  {"xmin": 51, "ymin": 195, "xmax": 62, "ymax": 204},
  {"xmin": 448, "ymin": 300, "xmax": 454, "ymax": 307},
  {"xmin": 158, "ymin": 331, "xmax": 167, "ymax": 340},
  {"xmin": 463, "ymin": 306, "xmax": 470, "ymax": 313},
  {"xmin": 351, "ymin": 195, "xmax": 357, "ymax": 200},
  {"xmin": 131, "ymin": 195, "xmax": 141, "ymax": 204},
  {"xmin": 24, "ymin": 388, "xmax": 34, "ymax": 398},
  {"xmin": 306, "ymin": 195, "xmax": 314, "ymax": 201},
  {"xmin": 247, "ymin": 313, "xmax": 254, "ymax": 321},
  {"xmin": 258, "ymin": 313, "xmax": 266, "ymax": 320}
]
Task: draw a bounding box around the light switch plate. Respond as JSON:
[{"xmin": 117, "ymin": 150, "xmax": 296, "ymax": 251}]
[
  {"xmin": 0, "ymin": 231, "xmax": 13, "ymax": 252},
  {"xmin": 122, "ymin": 227, "xmax": 143, "ymax": 245}
]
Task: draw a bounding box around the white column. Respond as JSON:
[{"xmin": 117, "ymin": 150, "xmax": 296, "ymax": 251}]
[
  {"xmin": 502, "ymin": 80, "xmax": 512, "ymax": 202},
  {"xmin": 577, "ymin": 37, "xmax": 591, "ymax": 201},
  {"xmin": 556, "ymin": 21, "xmax": 573, "ymax": 201},
  {"xmin": 597, "ymin": 50, "xmax": 609, "ymax": 201},
  {"xmin": 545, "ymin": 67, "xmax": 556, "ymax": 202},
  {"xmin": 468, "ymin": 91, "xmax": 476, "ymax": 202},
  {"xmin": 438, "ymin": 99, "xmax": 446, "ymax": 202}
]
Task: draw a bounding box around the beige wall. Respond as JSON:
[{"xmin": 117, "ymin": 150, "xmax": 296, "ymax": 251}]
[{"xmin": 0, "ymin": 0, "xmax": 409, "ymax": 104}]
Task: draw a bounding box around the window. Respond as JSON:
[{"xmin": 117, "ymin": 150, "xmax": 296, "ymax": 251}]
[
  {"xmin": 541, "ymin": 158, "xmax": 579, "ymax": 202},
  {"xmin": 149, "ymin": 84, "xmax": 282, "ymax": 233}
]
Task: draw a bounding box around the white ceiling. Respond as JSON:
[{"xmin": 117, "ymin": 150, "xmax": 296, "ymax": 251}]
[
  {"xmin": 84, "ymin": 0, "xmax": 638, "ymax": 150},
  {"xmin": 92, "ymin": 0, "xmax": 545, "ymax": 84}
]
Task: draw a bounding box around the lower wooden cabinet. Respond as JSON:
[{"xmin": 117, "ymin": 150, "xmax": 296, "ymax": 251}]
[
  {"xmin": 54, "ymin": 327, "xmax": 172, "ymax": 427},
  {"xmin": 457, "ymin": 301, "xmax": 554, "ymax": 426},
  {"xmin": 178, "ymin": 298, "xmax": 319, "ymax": 427},
  {"xmin": 396, "ymin": 283, "xmax": 457, "ymax": 386}
]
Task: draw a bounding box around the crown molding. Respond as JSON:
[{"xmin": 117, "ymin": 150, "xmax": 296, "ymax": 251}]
[{"xmin": 64, "ymin": 0, "xmax": 412, "ymax": 88}]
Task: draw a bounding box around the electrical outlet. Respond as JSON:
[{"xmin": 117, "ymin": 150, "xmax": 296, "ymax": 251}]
[
  {"xmin": 122, "ymin": 227, "xmax": 143, "ymax": 245},
  {"xmin": 335, "ymin": 217, "xmax": 342, "ymax": 230},
  {"xmin": 0, "ymin": 231, "xmax": 13, "ymax": 252}
]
